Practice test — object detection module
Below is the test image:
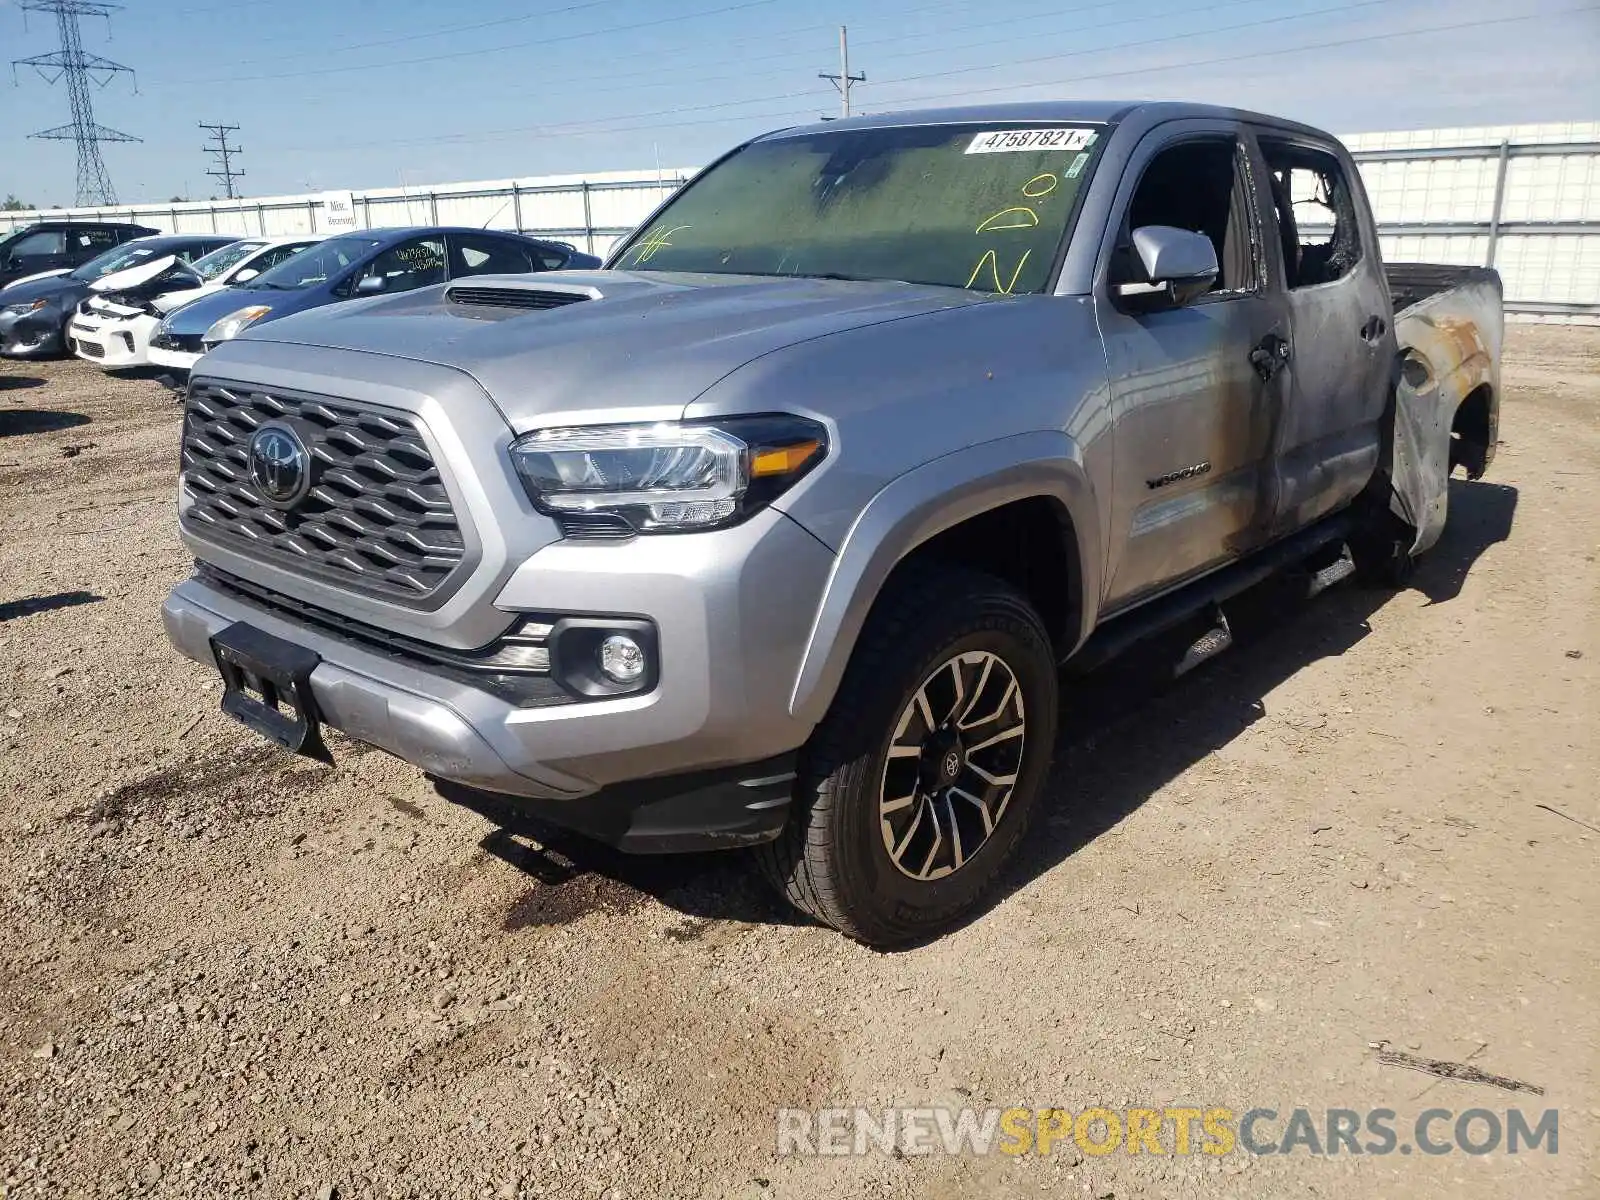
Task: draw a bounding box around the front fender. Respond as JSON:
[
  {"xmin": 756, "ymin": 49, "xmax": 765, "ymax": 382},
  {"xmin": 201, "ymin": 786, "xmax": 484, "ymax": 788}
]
[{"xmin": 787, "ymin": 429, "xmax": 1099, "ymax": 726}]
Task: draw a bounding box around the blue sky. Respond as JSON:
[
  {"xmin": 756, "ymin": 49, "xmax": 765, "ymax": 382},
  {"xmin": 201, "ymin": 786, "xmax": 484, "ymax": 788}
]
[{"xmin": 2, "ymin": 0, "xmax": 1597, "ymax": 206}]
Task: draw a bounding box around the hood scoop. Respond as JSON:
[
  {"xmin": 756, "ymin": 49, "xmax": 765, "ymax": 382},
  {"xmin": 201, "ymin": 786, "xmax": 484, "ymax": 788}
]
[{"xmin": 445, "ymin": 282, "xmax": 598, "ymax": 311}]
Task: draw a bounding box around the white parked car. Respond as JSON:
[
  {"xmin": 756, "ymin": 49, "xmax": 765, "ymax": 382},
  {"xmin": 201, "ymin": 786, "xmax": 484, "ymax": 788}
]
[{"xmin": 71, "ymin": 235, "xmax": 322, "ymax": 370}]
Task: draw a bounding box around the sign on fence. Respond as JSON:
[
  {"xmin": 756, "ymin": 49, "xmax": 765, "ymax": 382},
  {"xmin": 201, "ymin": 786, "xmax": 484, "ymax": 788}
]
[{"xmin": 317, "ymin": 191, "xmax": 357, "ymax": 234}]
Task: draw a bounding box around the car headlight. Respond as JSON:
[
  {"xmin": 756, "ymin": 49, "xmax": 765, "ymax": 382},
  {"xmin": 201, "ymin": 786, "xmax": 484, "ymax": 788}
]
[
  {"xmin": 511, "ymin": 416, "xmax": 826, "ymax": 534},
  {"xmin": 3, "ymin": 298, "xmax": 49, "ymax": 316},
  {"xmin": 202, "ymin": 304, "xmax": 272, "ymax": 345}
]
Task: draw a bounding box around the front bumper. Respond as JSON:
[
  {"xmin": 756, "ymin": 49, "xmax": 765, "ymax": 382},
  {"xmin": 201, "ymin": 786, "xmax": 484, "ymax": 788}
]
[
  {"xmin": 70, "ymin": 312, "xmax": 158, "ymax": 368},
  {"xmin": 148, "ymin": 344, "xmax": 201, "ymax": 372},
  {"xmin": 163, "ymin": 504, "xmax": 833, "ymax": 841},
  {"xmin": 0, "ymin": 309, "xmax": 65, "ymax": 358}
]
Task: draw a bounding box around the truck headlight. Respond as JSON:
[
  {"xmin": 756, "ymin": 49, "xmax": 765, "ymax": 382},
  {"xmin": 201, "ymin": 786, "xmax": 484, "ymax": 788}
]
[
  {"xmin": 202, "ymin": 304, "xmax": 272, "ymax": 346},
  {"xmin": 511, "ymin": 416, "xmax": 826, "ymax": 534}
]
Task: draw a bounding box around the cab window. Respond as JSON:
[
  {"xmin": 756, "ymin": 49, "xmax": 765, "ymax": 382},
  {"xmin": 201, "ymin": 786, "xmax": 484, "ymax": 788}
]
[
  {"xmin": 1115, "ymin": 136, "xmax": 1259, "ymax": 296},
  {"xmin": 76, "ymin": 228, "xmax": 120, "ymax": 253},
  {"xmin": 450, "ymin": 233, "xmax": 536, "ymax": 278},
  {"xmin": 10, "ymin": 230, "xmax": 66, "ymax": 258},
  {"xmin": 1259, "ymin": 140, "xmax": 1363, "ymax": 289}
]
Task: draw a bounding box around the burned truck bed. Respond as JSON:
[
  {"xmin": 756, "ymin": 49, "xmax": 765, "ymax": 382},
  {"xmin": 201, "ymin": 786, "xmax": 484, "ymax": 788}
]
[{"xmin": 1384, "ymin": 264, "xmax": 1504, "ymax": 557}]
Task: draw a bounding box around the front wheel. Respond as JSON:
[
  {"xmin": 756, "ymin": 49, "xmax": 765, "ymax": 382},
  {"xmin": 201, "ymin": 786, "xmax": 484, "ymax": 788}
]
[
  {"xmin": 1350, "ymin": 503, "xmax": 1418, "ymax": 588},
  {"xmin": 757, "ymin": 566, "xmax": 1059, "ymax": 947}
]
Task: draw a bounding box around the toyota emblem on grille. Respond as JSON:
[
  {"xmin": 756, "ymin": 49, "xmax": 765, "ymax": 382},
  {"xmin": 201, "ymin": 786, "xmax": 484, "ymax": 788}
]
[{"xmin": 248, "ymin": 423, "xmax": 312, "ymax": 506}]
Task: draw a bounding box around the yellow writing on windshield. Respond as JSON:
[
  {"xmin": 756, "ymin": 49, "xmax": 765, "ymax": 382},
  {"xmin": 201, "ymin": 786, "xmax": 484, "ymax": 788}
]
[
  {"xmin": 629, "ymin": 225, "xmax": 692, "ymax": 266},
  {"xmin": 966, "ymin": 248, "xmax": 1032, "ymax": 294},
  {"xmin": 975, "ymin": 207, "xmax": 1041, "ymax": 234}
]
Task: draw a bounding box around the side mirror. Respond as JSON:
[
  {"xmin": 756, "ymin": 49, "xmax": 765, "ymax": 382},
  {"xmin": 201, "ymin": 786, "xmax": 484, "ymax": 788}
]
[
  {"xmin": 354, "ymin": 274, "xmax": 387, "ymax": 295},
  {"xmin": 1116, "ymin": 225, "xmax": 1219, "ymax": 309},
  {"xmin": 232, "ymin": 267, "xmax": 259, "ymax": 283}
]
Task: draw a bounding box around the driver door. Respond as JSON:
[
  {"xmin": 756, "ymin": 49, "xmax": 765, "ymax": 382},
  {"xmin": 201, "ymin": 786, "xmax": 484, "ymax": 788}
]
[{"xmin": 1093, "ymin": 122, "xmax": 1288, "ymax": 612}]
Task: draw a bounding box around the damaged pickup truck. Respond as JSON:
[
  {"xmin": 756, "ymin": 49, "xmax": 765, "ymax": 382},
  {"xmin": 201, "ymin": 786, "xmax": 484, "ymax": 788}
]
[{"xmin": 162, "ymin": 102, "xmax": 1501, "ymax": 946}]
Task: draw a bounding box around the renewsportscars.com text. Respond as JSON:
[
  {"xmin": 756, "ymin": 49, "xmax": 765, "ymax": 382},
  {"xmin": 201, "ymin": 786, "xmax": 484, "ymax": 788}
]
[{"xmin": 776, "ymin": 1106, "xmax": 1560, "ymax": 1158}]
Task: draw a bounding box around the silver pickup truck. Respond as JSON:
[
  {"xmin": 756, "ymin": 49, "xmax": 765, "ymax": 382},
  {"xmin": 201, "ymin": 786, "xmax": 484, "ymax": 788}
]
[{"xmin": 162, "ymin": 102, "xmax": 1502, "ymax": 946}]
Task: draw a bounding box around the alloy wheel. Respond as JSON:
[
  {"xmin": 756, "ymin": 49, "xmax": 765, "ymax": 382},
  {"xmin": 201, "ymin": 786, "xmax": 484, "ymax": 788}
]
[{"xmin": 877, "ymin": 650, "xmax": 1027, "ymax": 881}]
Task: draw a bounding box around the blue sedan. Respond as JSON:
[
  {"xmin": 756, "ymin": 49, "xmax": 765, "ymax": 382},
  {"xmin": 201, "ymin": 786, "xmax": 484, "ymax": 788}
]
[{"xmin": 150, "ymin": 226, "xmax": 600, "ymax": 371}]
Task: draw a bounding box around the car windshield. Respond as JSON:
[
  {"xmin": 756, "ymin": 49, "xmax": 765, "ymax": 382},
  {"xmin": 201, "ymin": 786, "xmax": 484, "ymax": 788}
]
[
  {"xmin": 242, "ymin": 236, "xmax": 381, "ymax": 290},
  {"xmin": 616, "ymin": 122, "xmax": 1107, "ymax": 293},
  {"xmin": 70, "ymin": 241, "xmax": 175, "ymax": 282},
  {"xmin": 190, "ymin": 240, "xmax": 264, "ymax": 281}
]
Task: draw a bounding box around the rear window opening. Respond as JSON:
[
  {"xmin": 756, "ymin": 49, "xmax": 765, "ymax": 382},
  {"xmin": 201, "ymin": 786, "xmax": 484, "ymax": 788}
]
[{"xmin": 1260, "ymin": 139, "xmax": 1363, "ymax": 289}]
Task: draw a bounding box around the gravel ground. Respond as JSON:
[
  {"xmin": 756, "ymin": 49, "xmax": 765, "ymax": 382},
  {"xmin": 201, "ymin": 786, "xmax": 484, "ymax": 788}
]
[{"xmin": 0, "ymin": 328, "xmax": 1596, "ymax": 1199}]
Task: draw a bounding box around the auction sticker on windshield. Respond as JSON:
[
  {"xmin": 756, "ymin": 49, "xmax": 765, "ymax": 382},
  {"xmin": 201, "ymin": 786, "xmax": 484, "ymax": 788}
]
[{"xmin": 965, "ymin": 128, "xmax": 1098, "ymax": 154}]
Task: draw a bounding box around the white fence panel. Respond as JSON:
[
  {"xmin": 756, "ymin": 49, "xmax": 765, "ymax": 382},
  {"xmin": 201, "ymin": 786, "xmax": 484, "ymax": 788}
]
[
  {"xmin": 0, "ymin": 168, "xmax": 694, "ymax": 259},
  {"xmin": 5, "ymin": 126, "xmax": 1597, "ymax": 315}
]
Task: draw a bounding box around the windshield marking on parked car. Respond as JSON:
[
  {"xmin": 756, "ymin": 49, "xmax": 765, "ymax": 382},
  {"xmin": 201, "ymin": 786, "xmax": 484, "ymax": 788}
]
[
  {"xmin": 974, "ymin": 207, "xmax": 1041, "ymax": 234},
  {"xmin": 966, "ymin": 155, "xmax": 1078, "ymax": 294},
  {"xmin": 965, "ymin": 247, "xmax": 1033, "ymax": 294},
  {"xmin": 627, "ymin": 225, "xmax": 692, "ymax": 266},
  {"xmin": 1022, "ymin": 173, "xmax": 1059, "ymax": 198},
  {"xmin": 964, "ymin": 127, "xmax": 1097, "ymax": 154},
  {"xmin": 621, "ymin": 124, "xmax": 1103, "ymax": 291}
]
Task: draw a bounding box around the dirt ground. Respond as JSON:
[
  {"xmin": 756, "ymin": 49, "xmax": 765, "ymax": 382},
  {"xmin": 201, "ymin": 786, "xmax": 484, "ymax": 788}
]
[{"xmin": 0, "ymin": 326, "xmax": 1596, "ymax": 1200}]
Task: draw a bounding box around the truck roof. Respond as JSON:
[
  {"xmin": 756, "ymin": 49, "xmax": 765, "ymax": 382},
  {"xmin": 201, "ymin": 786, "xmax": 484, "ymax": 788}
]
[{"xmin": 761, "ymin": 100, "xmax": 1335, "ymax": 144}]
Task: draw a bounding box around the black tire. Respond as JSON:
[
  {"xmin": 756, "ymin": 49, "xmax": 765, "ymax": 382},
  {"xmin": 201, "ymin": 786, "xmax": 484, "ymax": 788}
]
[
  {"xmin": 1350, "ymin": 505, "xmax": 1417, "ymax": 588},
  {"xmin": 757, "ymin": 565, "xmax": 1059, "ymax": 947}
]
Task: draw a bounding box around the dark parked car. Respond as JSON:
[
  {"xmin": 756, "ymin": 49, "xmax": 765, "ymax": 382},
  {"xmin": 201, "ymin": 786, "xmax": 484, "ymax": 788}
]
[
  {"xmin": 0, "ymin": 234, "xmax": 238, "ymax": 358},
  {"xmin": 148, "ymin": 227, "xmax": 601, "ymax": 369},
  {"xmin": 0, "ymin": 220, "xmax": 159, "ymax": 290}
]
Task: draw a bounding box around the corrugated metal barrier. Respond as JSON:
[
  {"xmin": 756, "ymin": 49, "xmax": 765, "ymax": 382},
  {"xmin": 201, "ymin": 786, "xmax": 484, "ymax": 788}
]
[{"xmin": 4, "ymin": 121, "xmax": 1597, "ymax": 319}]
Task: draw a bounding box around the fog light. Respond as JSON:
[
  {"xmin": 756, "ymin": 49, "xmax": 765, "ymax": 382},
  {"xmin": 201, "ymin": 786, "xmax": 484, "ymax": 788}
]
[{"xmin": 599, "ymin": 634, "xmax": 646, "ymax": 684}]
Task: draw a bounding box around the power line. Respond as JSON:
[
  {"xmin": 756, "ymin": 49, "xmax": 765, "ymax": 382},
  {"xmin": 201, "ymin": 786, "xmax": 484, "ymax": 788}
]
[
  {"xmin": 215, "ymin": 0, "xmax": 630, "ymax": 68},
  {"xmin": 199, "ymin": 121, "xmax": 244, "ymax": 199},
  {"xmin": 11, "ymin": 0, "xmax": 141, "ymax": 205},
  {"xmin": 277, "ymin": 0, "xmax": 1404, "ymax": 152},
  {"xmin": 146, "ymin": 0, "xmax": 784, "ymax": 87},
  {"xmin": 137, "ymin": 0, "xmax": 1129, "ymax": 108},
  {"xmin": 819, "ymin": 25, "xmax": 866, "ymax": 119},
  {"xmin": 273, "ymin": 2, "xmax": 1596, "ymax": 155},
  {"xmin": 873, "ymin": 2, "xmax": 1599, "ymax": 106}
]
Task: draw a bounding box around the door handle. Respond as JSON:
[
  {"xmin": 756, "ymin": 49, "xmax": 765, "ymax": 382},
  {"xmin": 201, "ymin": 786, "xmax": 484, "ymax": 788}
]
[
  {"xmin": 1360, "ymin": 314, "xmax": 1388, "ymax": 343},
  {"xmin": 1249, "ymin": 334, "xmax": 1292, "ymax": 382}
]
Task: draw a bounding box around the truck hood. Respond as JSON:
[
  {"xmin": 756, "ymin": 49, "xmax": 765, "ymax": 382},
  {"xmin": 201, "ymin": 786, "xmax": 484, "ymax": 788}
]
[{"xmin": 232, "ymin": 270, "xmax": 987, "ymax": 430}]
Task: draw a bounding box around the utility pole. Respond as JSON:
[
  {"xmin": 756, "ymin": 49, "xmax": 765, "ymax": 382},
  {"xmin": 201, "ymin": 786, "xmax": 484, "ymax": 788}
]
[
  {"xmin": 199, "ymin": 122, "xmax": 245, "ymax": 199},
  {"xmin": 819, "ymin": 25, "xmax": 865, "ymax": 119},
  {"xmin": 11, "ymin": 0, "xmax": 140, "ymax": 206}
]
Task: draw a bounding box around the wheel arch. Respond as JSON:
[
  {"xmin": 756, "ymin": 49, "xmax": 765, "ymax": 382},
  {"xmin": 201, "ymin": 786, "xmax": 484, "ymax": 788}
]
[{"xmin": 787, "ymin": 431, "xmax": 1099, "ymax": 727}]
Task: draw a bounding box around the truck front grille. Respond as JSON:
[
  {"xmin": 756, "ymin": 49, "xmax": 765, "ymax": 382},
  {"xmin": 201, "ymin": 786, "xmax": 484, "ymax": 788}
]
[{"xmin": 180, "ymin": 379, "xmax": 467, "ymax": 603}]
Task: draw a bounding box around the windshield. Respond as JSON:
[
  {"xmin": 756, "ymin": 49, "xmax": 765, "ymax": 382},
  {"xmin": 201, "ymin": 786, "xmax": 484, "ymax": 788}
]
[
  {"xmin": 243, "ymin": 236, "xmax": 380, "ymax": 290},
  {"xmin": 616, "ymin": 123, "xmax": 1106, "ymax": 293},
  {"xmin": 69, "ymin": 241, "xmax": 175, "ymax": 282},
  {"xmin": 189, "ymin": 240, "xmax": 264, "ymax": 281}
]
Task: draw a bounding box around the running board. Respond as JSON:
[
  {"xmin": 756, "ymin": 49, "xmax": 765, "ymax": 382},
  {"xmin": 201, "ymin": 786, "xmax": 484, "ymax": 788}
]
[
  {"xmin": 1305, "ymin": 544, "xmax": 1357, "ymax": 599},
  {"xmin": 1068, "ymin": 510, "xmax": 1358, "ymax": 675},
  {"xmin": 1174, "ymin": 607, "xmax": 1233, "ymax": 678}
]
